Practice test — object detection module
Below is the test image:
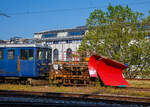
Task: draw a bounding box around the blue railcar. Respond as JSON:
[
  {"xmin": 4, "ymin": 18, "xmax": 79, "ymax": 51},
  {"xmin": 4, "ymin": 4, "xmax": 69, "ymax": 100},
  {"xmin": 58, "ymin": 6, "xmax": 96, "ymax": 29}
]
[{"xmin": 0, "ymin": 44, "xmax": 52, "ymax": 78}]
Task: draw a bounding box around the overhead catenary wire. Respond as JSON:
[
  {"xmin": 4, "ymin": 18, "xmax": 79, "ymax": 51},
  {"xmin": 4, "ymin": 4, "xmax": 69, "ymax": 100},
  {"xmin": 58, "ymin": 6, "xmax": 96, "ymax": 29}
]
[
  {"xmin": 0, "ymin": 12, "xmax": 10, "ymax": 18},
  {"xmin": 6, "ymin": 0, "xmax": 150, "ymax": 16},
  {"xmin": 8, "ymin": 6, "xmax": 98, "ymax": 15}
]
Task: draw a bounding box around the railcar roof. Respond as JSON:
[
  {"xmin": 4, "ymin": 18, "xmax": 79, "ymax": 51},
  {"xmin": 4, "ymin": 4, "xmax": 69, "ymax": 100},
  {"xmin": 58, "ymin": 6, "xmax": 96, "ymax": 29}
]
[{"xmin": 0, "ymin": 44, "xmax": 51, "ymax": 48}]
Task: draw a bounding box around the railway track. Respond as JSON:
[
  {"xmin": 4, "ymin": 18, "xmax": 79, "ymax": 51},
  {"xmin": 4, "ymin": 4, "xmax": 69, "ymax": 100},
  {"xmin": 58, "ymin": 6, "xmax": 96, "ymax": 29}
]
[{"xmin": 0, "ymin": 90, "xmax": 150, "ymax": 106}]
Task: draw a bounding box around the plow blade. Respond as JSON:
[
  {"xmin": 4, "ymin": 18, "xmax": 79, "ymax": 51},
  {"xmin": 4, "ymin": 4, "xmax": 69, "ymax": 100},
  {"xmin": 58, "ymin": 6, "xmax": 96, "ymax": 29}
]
[{"xmin": 88, "ymin": 55, "xmax": 129, "ymax": 87}]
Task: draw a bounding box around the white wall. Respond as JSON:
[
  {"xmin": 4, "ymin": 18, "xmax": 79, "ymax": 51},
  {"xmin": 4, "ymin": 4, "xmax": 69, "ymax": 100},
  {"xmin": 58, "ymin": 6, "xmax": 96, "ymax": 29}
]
[
  {"xmin": 49, "ymin": 42, "xmax": 81, "ymax": 63},
  {"xmin": 34, "ymin": 34, "xmax": 42, "ymax": 38},
  {"xmin": 57, "ymin": 32, "xmax": 68, "ymax": 38}
]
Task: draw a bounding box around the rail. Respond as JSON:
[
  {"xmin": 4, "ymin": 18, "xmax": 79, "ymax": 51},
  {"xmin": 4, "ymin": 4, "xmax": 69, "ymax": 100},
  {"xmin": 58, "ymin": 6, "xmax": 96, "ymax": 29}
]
[{"xmin": 0, "ymin": 90, "xmax": 150, "ymax": 105}]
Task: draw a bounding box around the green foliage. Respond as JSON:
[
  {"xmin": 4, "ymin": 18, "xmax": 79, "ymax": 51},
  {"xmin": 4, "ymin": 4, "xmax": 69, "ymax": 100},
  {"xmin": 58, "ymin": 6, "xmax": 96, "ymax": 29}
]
[{"xmin": 79, "ymin": 4, "xmax": 150, "ymax": 78}]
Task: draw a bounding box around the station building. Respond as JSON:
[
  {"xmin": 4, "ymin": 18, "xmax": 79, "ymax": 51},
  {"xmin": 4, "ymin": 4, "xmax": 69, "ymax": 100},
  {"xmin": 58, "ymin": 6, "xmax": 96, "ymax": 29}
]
[{"xmin": 34, "ymin": 26, "xmax": 88, "ymax": 63}]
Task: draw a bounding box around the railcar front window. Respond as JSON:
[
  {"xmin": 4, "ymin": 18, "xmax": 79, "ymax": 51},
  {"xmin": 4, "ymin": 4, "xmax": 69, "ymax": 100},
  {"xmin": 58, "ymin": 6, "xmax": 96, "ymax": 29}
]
[
  {"xmin": 29, "ymin": 49, "xmax": 33, "ymax": 60},
  {"xmin": 20, "ymin": 49, "xmax": 34, "ymax": 60},
  {"xmin": 8, "ymin": 50, "xmax": 15, "ymax": 60},
  {"xmin": 20, "ymin": 49, "xmax": 28, "ymax": 60},
  {"xmin": 0, "ymin": 50, "xmax": 3, "ymax": 60}
]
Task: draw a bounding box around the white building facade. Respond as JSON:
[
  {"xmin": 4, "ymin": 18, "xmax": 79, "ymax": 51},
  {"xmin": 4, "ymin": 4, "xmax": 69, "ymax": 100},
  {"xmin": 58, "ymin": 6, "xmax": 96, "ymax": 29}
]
[{"xmin": 34, "ymin": 26, "xmax": 88, "ymax": 63}]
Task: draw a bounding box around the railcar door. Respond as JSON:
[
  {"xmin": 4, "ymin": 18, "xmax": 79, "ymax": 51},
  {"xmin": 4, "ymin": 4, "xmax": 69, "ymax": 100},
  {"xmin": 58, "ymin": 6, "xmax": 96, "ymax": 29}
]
[
  {"xmin": 44, "ymin": 48, "xmax": 52, "ymax": 71},
  {"xmin": 45, "ymin": 48, "xmax": 52, "ymax": 64},
  {"xmin": 36, "ymin": 48, "xmax": 44, "ymax": 75},
  {"xmin": 20, "ymin": 48, "xmax": 35, "ymax": 77},
  {"xmin": 0, "ymin": 48, "xmax": 5, "ymax": 76},
  {"xmin": 5, "ymin": 48, "xmax": 18, "ymax": 76}
]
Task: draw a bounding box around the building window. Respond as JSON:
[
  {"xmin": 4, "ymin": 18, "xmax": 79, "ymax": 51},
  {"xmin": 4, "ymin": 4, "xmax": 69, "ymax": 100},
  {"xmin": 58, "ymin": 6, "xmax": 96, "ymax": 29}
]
[
  {"xmin": 8, "ymin": 50, "xmax": 15, "ymax": 60},
  {"xmin": 42, "ymin": 33, "xmax": 57, "ymax": 38},
  {"xmin": 53, "ymin": 49, "xmax": 59, "ymax": 61},
  {"xmin": 66, "ymin": 48, "xmax": 72, "ymax": 61},
  {"xmin": 66, "ymin": 40, "xmax": 72, "ymax": 43},
  {"xmin": 146, "ymin": 35, "xmax": 150, "ymax": 39},
  {"xmin": 143, "ymin": 25, "xmax": 150, "ymax": 30},
  {"xmin": 68, "ymin": 31, "xmax": 85, "ymax": 36},
  {"xmin": 53, "ymin": 41, "xmax": 59, "ymax": 44},
  {"xmin": 0, "ymin": 50, "xmax": 3, "ymax": 60},
  {"xmin": 48, "ymin": 42, "xmax": 53, "ymax": 45},
  {"xmin": 76, "ymin": 40, "xmax": 82, "ymax": 42}
]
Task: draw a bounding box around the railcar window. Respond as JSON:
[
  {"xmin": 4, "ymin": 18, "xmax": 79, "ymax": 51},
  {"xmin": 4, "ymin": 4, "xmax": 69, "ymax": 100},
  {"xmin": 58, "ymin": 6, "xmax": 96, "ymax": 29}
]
[
  {"xmin": 37, "ymin": 49, "xmax": 43, "ymax": 60},
  {"xmin": 20, "ymin": 49, "xmax": 34, "ymax": 60},
  {"xmin": 20, "ymin": 49, "xmax": 28, "ymax": 60},
  {"xmin": 0, "ymin": 50, "xmax": 3, "ymax": 60},
  {"xmin": 8, "ymin": 50, "xmax": 15, "ymax": 60},
  {"xmin": 53, "ymin": 49, "xmax": 58, "ymax": 61},
  {"xmin": 49, "ymin": 49, "xmax": 52, "ymax": 63},
  {"xmin": 29, "ymin": 49, "xmax": 33, "ymax": 60}
]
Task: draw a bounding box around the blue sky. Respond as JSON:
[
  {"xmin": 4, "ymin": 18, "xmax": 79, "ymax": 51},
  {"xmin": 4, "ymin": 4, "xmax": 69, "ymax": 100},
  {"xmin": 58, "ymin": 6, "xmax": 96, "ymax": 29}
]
[{"xmin": 0, "ymin": 0, "xmax": 150, "ymax": 40}]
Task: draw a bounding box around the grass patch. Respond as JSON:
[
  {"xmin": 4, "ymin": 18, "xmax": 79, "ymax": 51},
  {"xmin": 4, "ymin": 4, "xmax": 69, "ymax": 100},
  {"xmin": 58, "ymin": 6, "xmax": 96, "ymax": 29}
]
[
  {"xmin": 0, "ymin": 80, "xmax": 150, "ymax": 97},
  {"xmin": 127, "ymin": 80, "xmax": 150, "ymax": 88}
]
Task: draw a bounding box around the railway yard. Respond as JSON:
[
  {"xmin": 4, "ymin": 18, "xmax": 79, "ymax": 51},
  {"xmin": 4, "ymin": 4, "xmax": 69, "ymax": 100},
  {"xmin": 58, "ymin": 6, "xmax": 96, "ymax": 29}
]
[
  {"xmin": 1, "ymin": 0, "xmax": 150, "ymax": 106},
  {"xmin": 0, "ymin": 45, "xmax": 149, "ymax": 106}
]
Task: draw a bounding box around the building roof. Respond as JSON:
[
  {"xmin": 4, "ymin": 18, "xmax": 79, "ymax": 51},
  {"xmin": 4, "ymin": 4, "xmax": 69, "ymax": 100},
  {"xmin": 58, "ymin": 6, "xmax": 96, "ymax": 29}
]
[
  {"xmin": 0, "ymin": 44, "xmax": 51, "ymax": 48},
  {"xmin": 33, "ymin": 35, "xmax": 83, "ymax": 42},
  {"xmin": 34, "ymin": 26, "xmax": 88, "ymax": 35}
]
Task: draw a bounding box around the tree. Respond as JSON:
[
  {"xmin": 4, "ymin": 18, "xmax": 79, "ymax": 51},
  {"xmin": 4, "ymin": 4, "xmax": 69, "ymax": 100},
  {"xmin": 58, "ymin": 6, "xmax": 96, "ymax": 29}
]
[{"xmin": 79, "ymin": 4, "xmax": 150, "ymax": 78}]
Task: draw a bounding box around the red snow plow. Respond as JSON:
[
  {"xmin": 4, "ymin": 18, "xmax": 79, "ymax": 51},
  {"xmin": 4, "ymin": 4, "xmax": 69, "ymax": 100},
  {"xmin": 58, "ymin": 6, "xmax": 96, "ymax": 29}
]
[{"xmin": 88, "ymin": 55, "xmax": 129, "ymax": 87}]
